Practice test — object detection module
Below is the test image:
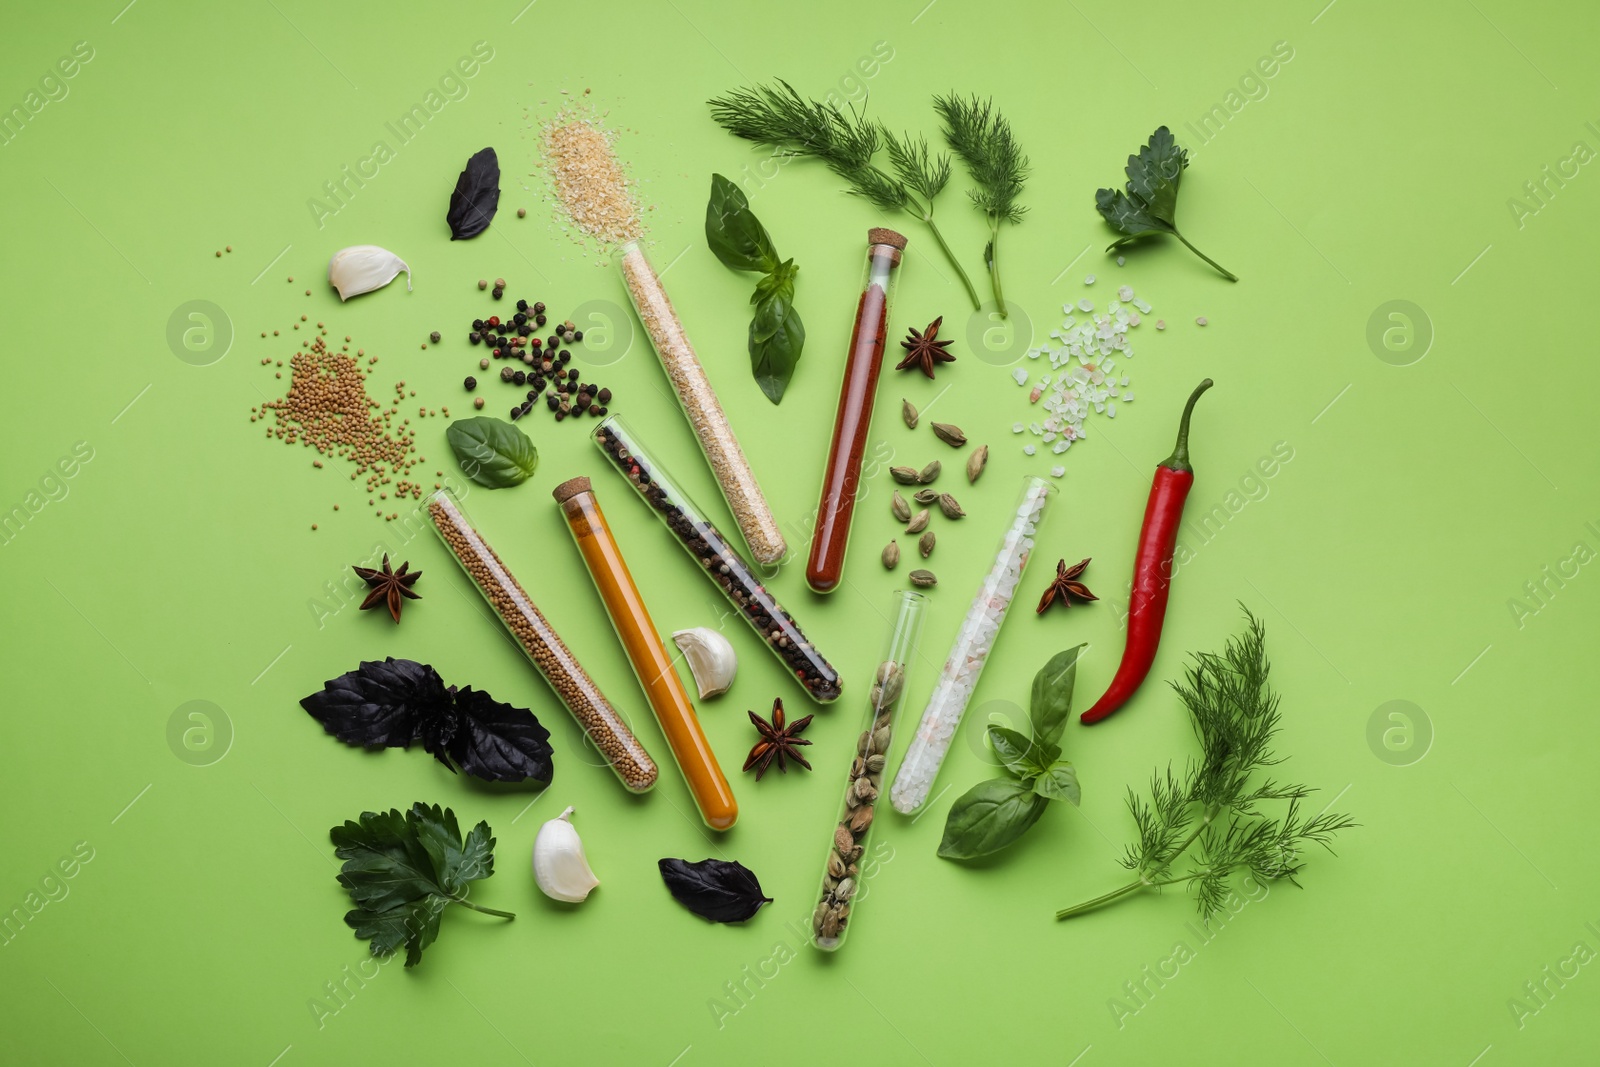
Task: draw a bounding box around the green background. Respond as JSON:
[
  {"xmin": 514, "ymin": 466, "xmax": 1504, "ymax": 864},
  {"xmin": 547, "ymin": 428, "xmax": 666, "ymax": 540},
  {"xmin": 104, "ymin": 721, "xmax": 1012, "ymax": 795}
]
[{"xmin": 2, "ymin": 1, "xmax": 1597, "ymax": 1063}]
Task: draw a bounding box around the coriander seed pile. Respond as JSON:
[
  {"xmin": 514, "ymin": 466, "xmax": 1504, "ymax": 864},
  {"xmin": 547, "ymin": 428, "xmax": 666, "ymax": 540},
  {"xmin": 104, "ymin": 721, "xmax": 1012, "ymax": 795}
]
[{"xmin": 540, "ymin": 112, "xmax": 645, "ymax": 245}]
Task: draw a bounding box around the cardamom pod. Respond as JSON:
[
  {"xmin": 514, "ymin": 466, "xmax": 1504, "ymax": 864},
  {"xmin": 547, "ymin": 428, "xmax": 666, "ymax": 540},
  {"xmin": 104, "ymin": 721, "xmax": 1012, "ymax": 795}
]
[
  {"xmin": 881, "ymin": 540, "xmax": 900, "ymax": 570},
  {"xmin": 889, "ymin": 466, "xmax": 920, "ymax": 485},
  {"xmin": 937, "ymin": 492, "xmax": 966, "ymax": 519},
  {"xmin": 874, "ymin": 661, "xmax": 904, "ymax": 706},
  {"xmin": 891, "ymin": 490, "xmax": 911, "ymax": 522},
  {"xmin": 932, "ymin": 421, "xmax": 967, "ymax": 447},
  {"xmin": 865, "ymin": 753, "xmax": 886, "ymax": 773},
  {"xmin": 828, "ymin": 851, "xmax": 847, "ymax": 879},
  {"xmin": 852, "ymin": 776, "xmax": 877, "ymax": 802},
  {"xmin": 905, "ymin": 509, "xmax": 930, "ymax": 535},
  {"xmin": 919, "ymin": 531, "xmax": 936, "ymax": 557},
  {"xmin": 967, "ymin": 444, "xmax": 988, "ymax": 484},
  {"xmin": 871, "ymin": 726, "xmax": 892, "ymax": 754},
  {"xmin": 857, "ymin": 730, "xmax": 873, "ymax": 757},
  {"xmin": 902, "ymin": 398, "xmax": 919, "ymax": 429},
  {"xmin": 835, "ymin": 826, "xmax": 855, "ymax": 854},
  {"xmin": 848, "ymin": 805, "xmax": 874, "ymax": 834},
  {"xmin": 913, "ymin": 488, "xmax": 939, "ymax": 505},
  {"xmin": 835, "ymin": 877, "xmax": 857, "ymax": 901},
  {"xmin": 918, "ymin": 460, "xmax": 941, "ymax": 484},
  {"xmin": 909, "ymin": 569, "xmax": 937, "ymax": 588}
]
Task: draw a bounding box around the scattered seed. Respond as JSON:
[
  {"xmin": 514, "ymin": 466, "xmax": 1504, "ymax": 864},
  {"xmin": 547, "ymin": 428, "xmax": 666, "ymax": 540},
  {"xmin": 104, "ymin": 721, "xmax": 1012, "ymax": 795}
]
[
  {"xmin": 517, "ymin": 207, "xmax": 527, "ymax": 218},
  {"xmin": 891, "ymin": 491, "xmax": 911, "ymax": 523},
  {"xmin": 966, "ymin": 444, "xmax": 988, "ymax": 484},
  {"xmin": 902, "ymin": 398, "xmax": 919, "ymax": 429},
  {"xmin": 937, "ymin": 492, "xmax": 965, "ymax": 519},
  {"xmin": 478, "ymin": 279, "xmax": 488, "ymax": 290},
  {"xmin": 918, "ymin": 460, "xmax": 941, "ymax": 484},
  {"xmin": 889, "ymin": 466, "xmax": 920, "ymax": 485},
  {"xmin": 919, "ymin": 531, "xmax": 936, "ymax": 558},
  {"xmin": 909, "ymin": 569, "xmax": 937, "ymax": 588},
  {"xmin": 905, "ymin": 509, "xmax": 930, "ymax": 535},
  {"xmin": 931, "ymin": 421, "xmax": 967, "ymax": 448},
  {"xmin": 430, "ymin": 331, "xmax": 442, "ymax": 344},
  {"xmin": 882, "ymin": 541, "xmax": 900, "ymax": 569},
  {"xmin": 912, "ymin": 488, "xmax": 939, "ymax": 505}
]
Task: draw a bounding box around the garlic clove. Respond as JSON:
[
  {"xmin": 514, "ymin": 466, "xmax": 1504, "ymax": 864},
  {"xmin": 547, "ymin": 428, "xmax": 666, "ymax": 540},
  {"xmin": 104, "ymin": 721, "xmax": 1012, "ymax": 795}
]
[
  {"xmin": 532, "ymin": 806, "xmax": 599, "ymax": 903},
  {"xmin": 327, "ymin": 245, "xmax": 412, "ymax": 302},
  {"xmin": 672, "ymin": 627, "xmax": 737, "ymax": 699}
]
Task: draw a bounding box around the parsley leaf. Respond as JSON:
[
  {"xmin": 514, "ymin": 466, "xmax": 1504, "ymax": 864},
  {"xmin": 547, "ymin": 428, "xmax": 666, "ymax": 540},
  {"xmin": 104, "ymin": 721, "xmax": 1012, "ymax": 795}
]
[
  {"xmin": 1095, "ymin": 126, "xmax": 1237, "ymax": 282},
  {"xmin": 331, "ymin": 802, "xmax": 512, "ymax": 967}
]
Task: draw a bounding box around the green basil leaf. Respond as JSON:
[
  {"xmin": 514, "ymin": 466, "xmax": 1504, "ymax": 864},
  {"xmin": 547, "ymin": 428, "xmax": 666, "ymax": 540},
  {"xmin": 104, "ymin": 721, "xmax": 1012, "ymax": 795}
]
[
  {"xmin": 1029, "ymin": 644, "xmax": 1085, "ymax": 747},
  {"xmin": 445, "ymin": 417, "xmax": 538, "ymax": 489},
  {"xmin": 987, "ymin": 725, "xmax": 1037, "ymax": 779},
  {"xmin": 1033, "ymin": 763, "xmax": 1081, "ymax": 805},
  {"xmin": 936, "ymin": 778, "xmax": 1050, "ymax": 860},
  {"xmin": 748, "ymin": 302, "xmax": 803, "ymax": 404},
  {"xmin": 705, "ymin": 174, "xmax": 778, "ymax": 274},
  {"xmin": 750, "ymin": 272, "xmax": 792, "ymax": 343}
]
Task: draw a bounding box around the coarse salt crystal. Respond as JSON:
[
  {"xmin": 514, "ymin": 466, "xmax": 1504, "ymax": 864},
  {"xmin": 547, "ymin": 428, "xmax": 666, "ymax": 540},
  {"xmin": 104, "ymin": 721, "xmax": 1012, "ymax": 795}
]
[
  {"xmin": 1023, "ymin": 444, "xmax": 1036, "ymax": 455},
  {"xmin": 1012, "ymin": 367, "xmax": 1029, "ymax": 385},
  {"xmin": 1133, "ymin": 298, "xmax": 1152, "ymax": 313},
  {"xmin": 1155, "ymin": 320, "xmax": 1166, "ymax": 330},
  {"xmin": 1117, "ymin": 285, "xmax": 1134, "ymax": 302},
  {"xmin": 1196, "ymin": 316, "xmax": 1208, "ymax": 326},
  {"xmin": 1050, "ymin": 465, "xmax": 1065, "ymax": 478},
  {"xmin": 1012, "ymin": 422, "xmax": 1024, "ymax": 433},
  {"xmin": 1077, "ymin": 298, "xmax": 1094, "ymax": 313},
  {"xmin": 1116, "ymin": 255, "xmax": 1126, "ymax": 266}
]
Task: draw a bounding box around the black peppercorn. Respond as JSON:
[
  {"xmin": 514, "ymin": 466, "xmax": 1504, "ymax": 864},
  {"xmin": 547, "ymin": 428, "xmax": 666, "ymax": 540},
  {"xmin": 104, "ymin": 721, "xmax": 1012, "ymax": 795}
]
[
  {"xmin": 430, "ymin": 331, "xmax": 442, "ymax": 344},
  {"xmin": 469, "ymin": 332, "xmax": 481, "ymax": 344},
  {"xmin": 464, "ymin": 376, "xmax": 477, "ymax": 390},
  {"xmin": 513, "ymin": 312, "xmax": 526, "ymax": 325},
  {"xmin": 491, "ymin": 288, "xmax": 504, "ymax": 300},
  {"xmin": 546, "ymin": 394, "xmax": 559, "ymax": 410},
  {"xmin": 596, "ymin": 406, "xmax": 608, "ymax": 417},
  {"xmin": 516, "ymin": 299, "xmax": 528, "ymax": 312},
  {"xmin": 526, "ymin": 389, "xmax": 538, "ymax": 401},
  {"xmin": 596, "ymin": 388, "xmax": 612, "ymax": 403},
  {"xmin": 510, "ymin": 406, "xmax": 522, "ymax": 419},
  {"xmin": 558, "ymin": 351, "xmax": 572, "ymax": 365},
  {"xmin": 573, "ymin": 330, "xmax": 584, "ymax": 342},
  {"xmin": 547, "ymin": 336, "xmax": 560, "ymax": 350},
  {"xmin": 567, "ymin": 368, "xmax": 579, "ymax": 382},
  {"xmin": 530, "ymin": 377, "xmax": 545, "ymax": 392},
  {"xmin": 533, "ymin": 301, "xmax": 546, "ymax": 314},
  {"xmin": 535, "ymin": 313, "xmax": 547, "ymax": 326},
  {"xmin": 554, "ymin": 410, "xmax": 566, "ymax": 422},
  {"xmin": 588, "ymin": 403, "xmax": 601, "ymax": 416},
  {"xmin": 517, "ymin": 324, "xmax": 532, "ymax": 336},
  {"xmin": 513, "ymin": 370, "xmax": 527, "ymax": 385}
]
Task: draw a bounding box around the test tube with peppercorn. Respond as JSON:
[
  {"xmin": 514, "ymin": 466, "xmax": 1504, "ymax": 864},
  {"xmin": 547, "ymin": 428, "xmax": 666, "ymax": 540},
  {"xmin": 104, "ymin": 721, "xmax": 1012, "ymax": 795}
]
[{"xmin": 805, "ymin": 228, "xmax": 907, "ymax": 594}]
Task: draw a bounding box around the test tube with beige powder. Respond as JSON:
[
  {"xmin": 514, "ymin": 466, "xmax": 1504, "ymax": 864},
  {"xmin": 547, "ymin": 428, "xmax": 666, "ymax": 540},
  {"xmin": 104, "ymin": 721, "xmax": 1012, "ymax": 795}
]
[
  {"xmin": 617, "ymin": 239, "xmax": 787, "ymax": 565},
  {"xmin": 553, "ymin": 476, "xmax": 737, "ymax": 830}
]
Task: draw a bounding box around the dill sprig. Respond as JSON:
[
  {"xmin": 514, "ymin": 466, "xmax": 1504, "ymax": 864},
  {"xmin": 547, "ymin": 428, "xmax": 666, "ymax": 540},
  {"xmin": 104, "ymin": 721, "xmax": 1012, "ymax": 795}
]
[
  {"xmin": 933, "ymin": 93, "xmax": 1029, "ymax": 318},
  {"xmin": 1056, "ymin": 609, "xmax": 1355, "ymax": 921},
  {"xmin": 707, "ymin": 81, "xmax": 981, "ymax": 310}
]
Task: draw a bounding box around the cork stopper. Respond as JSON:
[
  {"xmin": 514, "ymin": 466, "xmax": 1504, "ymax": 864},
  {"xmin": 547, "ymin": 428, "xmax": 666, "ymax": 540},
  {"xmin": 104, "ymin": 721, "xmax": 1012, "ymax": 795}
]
[
  {"xmin": 868, "ymin": 227, "xmax": 908, "ymax": 250},
  {"xmin": 551, "ymin": 476, "xmax": 593, "ymax": 504}
]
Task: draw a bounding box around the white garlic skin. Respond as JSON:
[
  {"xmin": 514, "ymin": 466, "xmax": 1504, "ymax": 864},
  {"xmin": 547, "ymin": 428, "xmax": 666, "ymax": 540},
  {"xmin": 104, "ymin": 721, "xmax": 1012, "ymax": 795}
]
[
  {"xmin": 532, "ymin": 806, "xmax": 599, "ymax": 903},
  {"xmin": 672, "ymin": 627, "xmax": 737, "ymax": 699},
  {"xmin": 327, "ymin": 245, "xmax": 412, "ymax": 301}
]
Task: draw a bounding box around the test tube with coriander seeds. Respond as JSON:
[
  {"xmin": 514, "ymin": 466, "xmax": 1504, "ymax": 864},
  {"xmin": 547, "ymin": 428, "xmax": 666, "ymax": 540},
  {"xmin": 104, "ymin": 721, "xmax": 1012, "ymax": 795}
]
[
  {"xmin": 806, "ymin": 228, "xmax": 908, "ymax": 594},
  {"xmin": 812, "ymin": 589, "xmax": 927, "ymax": 951},
  {"xmin": 552, "ymin": 476, "xmax": 738, "ymax": 831},
  {"xmin": 425, "ymin": 488, "xmax": 659, "ymax": 794}
]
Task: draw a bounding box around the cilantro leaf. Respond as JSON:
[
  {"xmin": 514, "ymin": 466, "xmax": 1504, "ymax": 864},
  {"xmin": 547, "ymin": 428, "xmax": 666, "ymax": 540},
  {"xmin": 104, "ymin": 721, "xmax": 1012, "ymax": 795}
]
[
  {"xmin": 331, "ymin": 802, "xmax": 512, "ymax": 967},
  {"xmin": 301, "ymin": 658, "xmax": 554, "ymax": 786},
  {"xmin": 1095, "ymin": 126, "xmax": 1237, "ymax": 281}
]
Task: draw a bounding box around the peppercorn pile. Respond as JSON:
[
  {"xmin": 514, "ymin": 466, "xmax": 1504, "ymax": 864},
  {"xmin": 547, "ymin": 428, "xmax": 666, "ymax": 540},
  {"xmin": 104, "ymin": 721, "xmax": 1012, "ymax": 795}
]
[
  {"xmin": 251, "ymin": 334, "xmax": 442, "ymax": 522},
  {"xmin": 463, "ymin": 292, "xmax": 613, "ymax": 423}
]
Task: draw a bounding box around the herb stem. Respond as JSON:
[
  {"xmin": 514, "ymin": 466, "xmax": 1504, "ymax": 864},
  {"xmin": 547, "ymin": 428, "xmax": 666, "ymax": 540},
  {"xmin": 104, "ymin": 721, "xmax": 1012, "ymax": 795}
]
[
  {"xmin": 915, "ymin": 203, "xmax": 981, "ymax": 311},
  {"xmin": 450, "ymin": 896, "xmax": 516, "ymax": 920},
  {"xmin": 1055, "ymin": 805, "xmax": 1217, "ymax": 920},
  {"xmin": 1172, "ymin": 230, "xmax": 1238, "ymax": 282},
  {"xmin": 986, "ymin": 218, "xmax": 1007, "ymax": 318}
]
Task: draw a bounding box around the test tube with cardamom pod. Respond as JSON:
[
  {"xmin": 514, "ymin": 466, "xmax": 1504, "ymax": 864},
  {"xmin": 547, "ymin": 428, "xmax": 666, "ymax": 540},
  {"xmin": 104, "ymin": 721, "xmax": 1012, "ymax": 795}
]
[
  {"xmin": 426, "ymin": 488, "xmax": 659, "ymax": 793},
  {"xmin": 806, "ymin": 228, "xmax": 908, "ymax": 594},
  {"xmin": 616, "ymin": 239, "xmax": 787, "ymax": 565},
  {"xmin": 889, "ymin": 476, "xmax": 1055, "ymax": 814},
  {"xmin": 592, "ymin": 415, "xmax": 842, "ymax": 704},
  {"xmin": 813, "ymin": 590, "xmax": 927, "ymax": 951},
  {"xmin": 552, "ymin": 476, "xmax": 738, "ymax": 830}
]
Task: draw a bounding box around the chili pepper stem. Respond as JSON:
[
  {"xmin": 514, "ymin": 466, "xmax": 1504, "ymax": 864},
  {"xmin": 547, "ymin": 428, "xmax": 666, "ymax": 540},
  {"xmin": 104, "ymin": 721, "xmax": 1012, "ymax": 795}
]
[
  {"xmin": 1161, "ymin": 378, "xmax": 1214, "ymax": 473},
  {"xmin": 450, "ymin": 896, "xmax": 516, "ymax": 920},
  {"xmin": 1172, "ymin": 230, "xmax": 1238, "ymax": 283},
  {"xmin": 1055, "ymin": 805, "xmax": 1217, "ymax": 920}
]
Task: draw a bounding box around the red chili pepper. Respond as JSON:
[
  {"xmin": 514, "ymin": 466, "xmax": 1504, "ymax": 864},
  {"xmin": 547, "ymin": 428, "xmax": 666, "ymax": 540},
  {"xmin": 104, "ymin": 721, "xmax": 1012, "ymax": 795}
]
[{"xmin": 1080, "ymin": 378, "xmax": 1212, "ymax": 725}]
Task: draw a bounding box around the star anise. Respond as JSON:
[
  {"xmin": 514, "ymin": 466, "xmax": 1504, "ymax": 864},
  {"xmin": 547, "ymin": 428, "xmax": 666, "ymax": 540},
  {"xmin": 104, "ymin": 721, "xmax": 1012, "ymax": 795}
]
[
  {"xmin": 353, "ymin": 554, "xmax": 422, "ymax": 623},
  {"xmin": 1036, "ymin": 557, "xmax": 1096, "ymax": 614},
  {"xmin": 895, "ymin": 316, "xmax": 956, "ymax": 379},
  {"xmin": 743, "ymin": 698, "xmax": 813, "ymax": 780}
]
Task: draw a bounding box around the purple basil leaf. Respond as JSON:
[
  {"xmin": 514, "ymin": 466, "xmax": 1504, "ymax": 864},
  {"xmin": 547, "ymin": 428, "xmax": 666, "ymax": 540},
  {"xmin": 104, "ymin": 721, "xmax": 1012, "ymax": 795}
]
[
  {"xmin": 658, "ymin": 858, "xmax": 772, "ymax": 923},
  {"xmin": 301, "ymin": 658, "xmax": 448, "ymax": 748},
  {"xmin": 447, "ymin": 687, "xmax": 554, "ymax": 784},
  {"xmin": 446, "ymin": 147, "xmax": 500, "ymax": 240}
]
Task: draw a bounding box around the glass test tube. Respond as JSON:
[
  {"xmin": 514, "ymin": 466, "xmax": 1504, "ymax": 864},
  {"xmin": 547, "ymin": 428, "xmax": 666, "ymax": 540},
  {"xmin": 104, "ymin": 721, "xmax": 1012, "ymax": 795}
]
[
  {"xmin": 806, "ymin": 228, "xmax": 907, "ymax": 594},
  {"xmin": 426, "ymin": 488, "xmax": 659, "ymax": 793},
  {"xmin": 812, "ymin": 590, "xmax": 927, "ymax": 951},
  {"xmin": 616, "ymin": 239, "xmax": 787, "ymax": 565},
  {"xmin": 592, "ymin": 416, "xmax": 842, "ymax": 704},
  {"xmin": 553, "ymin": 476, "xmax": 738, "ymax": 831},
  {"xmin": 889, "ymin": 476, "xmax": 1056, "ymax": 814}
]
